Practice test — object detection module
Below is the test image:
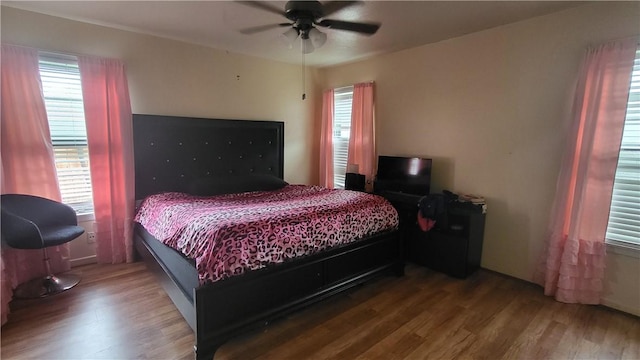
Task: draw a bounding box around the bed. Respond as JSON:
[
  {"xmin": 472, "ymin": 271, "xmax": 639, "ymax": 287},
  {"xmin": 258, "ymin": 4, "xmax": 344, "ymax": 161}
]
[{"xmin": 132, "ymin": 114, "xmax": 404, "ymax": 360}]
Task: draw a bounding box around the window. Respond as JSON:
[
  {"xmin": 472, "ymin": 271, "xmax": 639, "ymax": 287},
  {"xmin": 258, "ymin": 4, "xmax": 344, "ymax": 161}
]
[
  {"xmin": 606, "ymin": 48, "xmax": 640, "ymax": 248},
  {"xmin": 333, "ymin": 86, "xmax": 354, "ymax": 189},
  {"xmin": 39, "ymin": 53, "xmax": 94, "ymax": 215}
]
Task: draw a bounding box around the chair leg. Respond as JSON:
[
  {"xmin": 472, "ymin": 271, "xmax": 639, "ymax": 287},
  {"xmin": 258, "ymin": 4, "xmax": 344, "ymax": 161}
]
[{"xmin": 13, "ymin": 248, "xmax": 81, "ymax": 299}]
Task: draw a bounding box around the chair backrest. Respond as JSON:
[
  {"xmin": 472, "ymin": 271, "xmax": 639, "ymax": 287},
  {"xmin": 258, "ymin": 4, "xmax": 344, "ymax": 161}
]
[
  {"xmin": 1, "ymin": 194, "xmax": 80, "ymax": 249},
  {"xmin": 1, "ymin": 194, "xmax": 78, "ymax": 228}
]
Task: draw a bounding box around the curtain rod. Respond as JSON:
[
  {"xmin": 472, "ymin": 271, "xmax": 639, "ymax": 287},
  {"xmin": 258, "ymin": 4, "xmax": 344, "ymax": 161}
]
[{"xmin": 333, "ymin": 81, "xmax": 375, "ymax": 92}]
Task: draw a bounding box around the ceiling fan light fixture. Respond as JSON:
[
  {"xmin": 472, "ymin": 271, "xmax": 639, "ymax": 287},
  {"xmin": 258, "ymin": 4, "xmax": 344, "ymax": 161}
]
[
  {"xmin": 281, "ymin": 27, "xmax": 299, "ymax": 48},
  {"xmin": 301, "ymin": 37, "xmax": 315, "ymax": 54},
  {"xmin": 308, "ymin": 27, "xmax": 327, "ymax": 48}
]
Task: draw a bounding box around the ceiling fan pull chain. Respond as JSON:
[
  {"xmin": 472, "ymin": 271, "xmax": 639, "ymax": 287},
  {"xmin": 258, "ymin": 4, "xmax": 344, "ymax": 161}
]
[{"xmin": 302, "ymin": 51, "xmax": 306, "ymax": 100}]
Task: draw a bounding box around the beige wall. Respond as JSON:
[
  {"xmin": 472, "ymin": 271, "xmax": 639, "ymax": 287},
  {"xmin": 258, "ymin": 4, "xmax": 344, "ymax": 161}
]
[
  {"xmin": 320, "ymin": 2, "xmax": 639, "ymax": 315},
  {"xmin": 1, "ymin": 6, "xmax": 320, "ymax": 268}
]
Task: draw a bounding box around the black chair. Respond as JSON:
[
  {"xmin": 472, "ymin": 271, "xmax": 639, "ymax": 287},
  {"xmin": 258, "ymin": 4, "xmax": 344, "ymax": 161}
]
[{"xmin": 1, "ymin": 194, "xmax": 84, "ymax": 298}]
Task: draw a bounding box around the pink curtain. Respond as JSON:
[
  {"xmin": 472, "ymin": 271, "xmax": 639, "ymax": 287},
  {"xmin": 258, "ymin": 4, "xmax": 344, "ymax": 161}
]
[
  {"xmin": 319, "ymin": 89, "xmax": 335, "ymax": 188},
  {"xmin": 535, "ymin": 39, "xmax": 637, "ymax": 304},
  {"xmin": 78, "ymin": 56, "xmax": 135, "ymax": 264},
  {"xmin": 0, "ymin": 44, "xmax": 69, "ymax": 325},
  {"xmin": 347, "ymin": 82, "xmax": 376, "ymax": 188}
]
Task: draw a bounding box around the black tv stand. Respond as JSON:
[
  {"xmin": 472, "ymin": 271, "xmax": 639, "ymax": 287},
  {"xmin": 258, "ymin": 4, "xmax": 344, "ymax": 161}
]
[
  {"xmin": 380, "ymin": 191, "xmax": 423, "ymax": 204},
  {"xmin": 380, "ymin": 192, "xmax": 486, "ymax": 278}
]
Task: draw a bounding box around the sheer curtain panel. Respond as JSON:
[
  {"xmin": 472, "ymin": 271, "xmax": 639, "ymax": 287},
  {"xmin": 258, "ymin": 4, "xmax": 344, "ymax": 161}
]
[
  {"xmin": 78, "ymin": 56, "xmax": 135, "ymax": 264},
  {"xmin": 320, "ymin": 89, "xmax": 335, "ymax": 188},
  {"xmin": 0, "ymin": 44, "xmax": 69, "ymax": 325},
  {"xmin": 535, "ymin": 39, "xmax": 637, "ymax": 304},
  {"xmin": 347, "ymin": 82, "xmax": 376, "ymax": 189}
]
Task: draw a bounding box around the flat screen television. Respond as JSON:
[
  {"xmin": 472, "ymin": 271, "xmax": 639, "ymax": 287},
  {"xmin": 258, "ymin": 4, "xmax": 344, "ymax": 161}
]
[{"xmin": 375, "ymin": 155, "xmax": 432, "ymax": 196}]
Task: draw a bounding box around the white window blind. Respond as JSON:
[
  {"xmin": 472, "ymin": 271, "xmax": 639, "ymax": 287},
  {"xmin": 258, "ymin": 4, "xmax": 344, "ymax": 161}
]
[
  {"xmin": 39, "ymin": 54, "xmax": 94, "ymax": 215},
  {"xmin": 333, "ymin": 86, "xmax": 354, "ymax": 189},
  {"xmin": 606, "ymin": 48, "xmax": 640, "ymax": 247}
]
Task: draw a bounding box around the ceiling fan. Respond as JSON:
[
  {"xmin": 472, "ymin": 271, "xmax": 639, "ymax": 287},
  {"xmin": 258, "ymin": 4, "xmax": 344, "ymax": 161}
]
[{"xmin": 237, "ymin": 1, "xmax": 381, "ymax": 54}]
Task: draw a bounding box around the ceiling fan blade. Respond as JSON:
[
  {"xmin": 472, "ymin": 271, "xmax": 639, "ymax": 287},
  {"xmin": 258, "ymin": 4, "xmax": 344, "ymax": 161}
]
[
  {"xmin": 235, "ymin": 1, "xmax": 286, "ymax": 17},
  {"xmin": 239, "ymin": 23, "xmax": 291, "ymax": 35},
  {"xmin": 317, "ymin": 19, "xmax": 380, "ymax": 35},
  {"xmin": 321, "ymin": 1, "xmax": 362, "ymax": 17}
]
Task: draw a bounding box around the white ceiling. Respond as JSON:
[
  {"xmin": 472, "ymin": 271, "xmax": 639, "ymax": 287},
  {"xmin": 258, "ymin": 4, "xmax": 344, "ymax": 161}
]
[{"xmin": 3, "ymin": 1, "xmax": 586, "ymax": 68}]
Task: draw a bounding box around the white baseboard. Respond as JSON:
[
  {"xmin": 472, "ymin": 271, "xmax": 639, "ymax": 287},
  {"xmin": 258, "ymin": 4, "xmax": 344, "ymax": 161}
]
[
  {"xmin": 602, "ymin": 298, "xmax": 640, "ymax": 317},
  {"xmin": 70, "ymin": 255, "xmax": 97, "ymax": 267}
]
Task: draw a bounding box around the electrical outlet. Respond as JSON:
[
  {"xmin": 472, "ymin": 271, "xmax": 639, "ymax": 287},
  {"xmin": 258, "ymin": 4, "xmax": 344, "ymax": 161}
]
[{"xmin": 87, "ymin": 232, "xmax": 96, "ymax": 243}]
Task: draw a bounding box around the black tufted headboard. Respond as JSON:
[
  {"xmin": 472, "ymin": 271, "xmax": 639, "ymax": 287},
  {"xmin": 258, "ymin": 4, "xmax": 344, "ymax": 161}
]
[{"xmin": 133, "ymin": 114, "xmax": 284, "ymax": 200}]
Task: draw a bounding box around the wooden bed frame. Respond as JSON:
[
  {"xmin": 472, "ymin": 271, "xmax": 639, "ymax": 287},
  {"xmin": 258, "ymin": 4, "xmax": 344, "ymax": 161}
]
[{"xmin": 132, "ymin": 114, "xmax": 404, "ymax": 359}]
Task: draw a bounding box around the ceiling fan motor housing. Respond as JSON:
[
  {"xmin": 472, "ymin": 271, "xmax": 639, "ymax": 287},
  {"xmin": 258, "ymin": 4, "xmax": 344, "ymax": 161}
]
[
  {"xmin": 285, "ymin": 1, "xmax": 324, "ymax": 20},
  {"xmin": 285, "ymin": 0, "xmax": 323, "ymax": 36}
]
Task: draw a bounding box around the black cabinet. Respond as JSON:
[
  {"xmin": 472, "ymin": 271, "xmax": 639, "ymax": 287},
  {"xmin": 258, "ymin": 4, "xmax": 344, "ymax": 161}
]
[
  {"xmin": 381, "ymin": 191, "xmax": 486, "ymax": 278},
  {"xmin": 419, "ymin": 208, "xmax": 485, "ymax": 278}
]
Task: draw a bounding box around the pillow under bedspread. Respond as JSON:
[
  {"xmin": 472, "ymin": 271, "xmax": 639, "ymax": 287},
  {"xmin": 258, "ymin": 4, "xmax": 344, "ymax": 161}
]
[{"xmin": 134, "ymin": 185, "xmax": 399, "ymax": 285}]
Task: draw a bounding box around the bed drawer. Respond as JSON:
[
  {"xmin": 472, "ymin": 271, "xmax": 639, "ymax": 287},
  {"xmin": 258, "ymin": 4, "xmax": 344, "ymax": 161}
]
[
  {"xmin": 325, "ymin": 235, "xmax": 400, "ymax": 285},
  {"xmin": 197, "ymin": 261, "xmax": 324, "ymax": 333}
]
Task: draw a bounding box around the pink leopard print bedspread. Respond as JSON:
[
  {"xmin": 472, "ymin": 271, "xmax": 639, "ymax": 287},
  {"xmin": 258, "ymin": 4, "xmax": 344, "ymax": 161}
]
[{"xmin": 135, "ymin": 185, "xmax": 399, "ymax": 285}]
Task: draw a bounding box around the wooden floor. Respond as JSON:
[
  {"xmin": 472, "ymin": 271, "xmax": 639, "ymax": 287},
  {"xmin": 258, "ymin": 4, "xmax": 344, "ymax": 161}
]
[{"xmin": 1, "ymin": 262, "xmax": 638, "ymax": 360}]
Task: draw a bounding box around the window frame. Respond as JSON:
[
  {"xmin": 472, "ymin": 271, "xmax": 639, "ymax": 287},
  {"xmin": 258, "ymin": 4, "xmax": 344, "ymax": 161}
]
[
  {"xmin": 332, "ymin": 85, "xmax": 354, "ymax": 189},
  {"xmin": 605, "ymin": 47, "xmax": 640, "ymax": 256},
  {"xmin": 39, "ymin": 52, "xmax": 95, "ymax": 216}
]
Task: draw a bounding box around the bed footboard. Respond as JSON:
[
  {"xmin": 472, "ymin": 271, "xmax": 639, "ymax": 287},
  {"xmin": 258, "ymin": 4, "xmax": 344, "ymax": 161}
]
[{"xmin": 135, "ymin": 227, "xmax": 402, "ymax": 360}]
